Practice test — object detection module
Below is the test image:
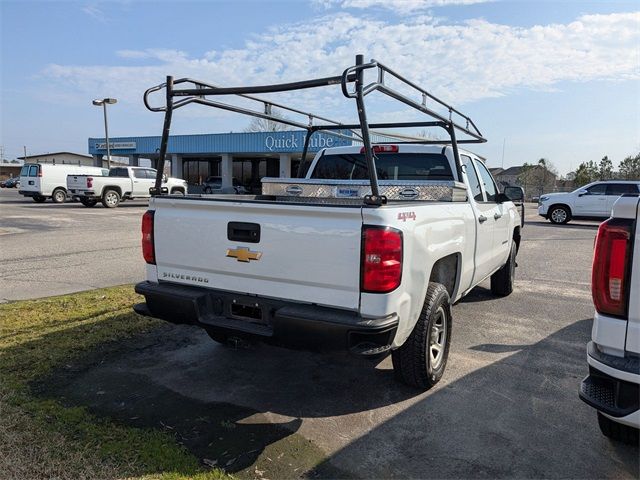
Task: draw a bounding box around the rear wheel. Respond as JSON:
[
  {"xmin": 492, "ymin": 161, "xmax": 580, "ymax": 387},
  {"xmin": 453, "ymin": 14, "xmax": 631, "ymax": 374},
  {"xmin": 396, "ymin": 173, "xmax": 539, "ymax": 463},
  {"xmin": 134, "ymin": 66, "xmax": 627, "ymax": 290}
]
[
  {"xmin": 392, "ymin": 282, "xmax": 452, "ymax": 390},
  {"xmin": 51, "ymin": 188, "xmax": 66, "ymax": 204},
  {"xmin": 549, "ymin": 205, "xmax": 571, "ymax": 224},
  {"xmin": 171, "ymin": 188, "xmax": 185, "ymax": 196},
  {"xmin": 204, "ymin": 187, "xmax": 212, "ymax": 194},
  {"xmin": 80, "ymin": 198, "xmax": 98, "ymax": 208},
  {"xmin": 101, "ymin": 189, "xmax": 121, "ymax": 208},
  {"xmin": 597, "ymin": 413, "xmax": 639, "ymax": 445},
  {"xmin": 491, "ymin": 242, "xmax": 516, "ymax": 296},
  {"xmin": 32, "ymin": 195, "xmax": 46, "ymax": 203}
]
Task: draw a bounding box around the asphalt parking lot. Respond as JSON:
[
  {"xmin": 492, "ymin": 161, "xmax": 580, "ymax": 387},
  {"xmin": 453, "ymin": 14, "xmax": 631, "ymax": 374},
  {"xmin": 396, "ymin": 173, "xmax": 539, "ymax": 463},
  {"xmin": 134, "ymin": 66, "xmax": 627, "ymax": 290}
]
[
  {"xmin": 2, "ymin": 188, "xmax": 638, "ymax": 477},
  {"xmin": 0, "ymin": 188, "xmax": 148, "ymax": 301}
]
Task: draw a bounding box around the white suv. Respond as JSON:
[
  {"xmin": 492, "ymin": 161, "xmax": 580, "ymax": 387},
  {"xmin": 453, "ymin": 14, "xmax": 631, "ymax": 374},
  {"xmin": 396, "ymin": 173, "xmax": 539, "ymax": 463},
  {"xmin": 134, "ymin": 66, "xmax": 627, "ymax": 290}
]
[{"xmin": 538, "ymin": 181, "xmax": 640, "ymax": 224}]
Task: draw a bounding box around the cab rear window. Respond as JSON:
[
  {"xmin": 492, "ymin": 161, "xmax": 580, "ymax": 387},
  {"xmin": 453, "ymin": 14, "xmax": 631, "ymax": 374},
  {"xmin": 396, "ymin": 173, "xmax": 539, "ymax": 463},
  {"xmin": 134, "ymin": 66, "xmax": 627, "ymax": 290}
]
[{"xmin": 310, "ymin": 153, "xmax": 453, "ymax": 181}]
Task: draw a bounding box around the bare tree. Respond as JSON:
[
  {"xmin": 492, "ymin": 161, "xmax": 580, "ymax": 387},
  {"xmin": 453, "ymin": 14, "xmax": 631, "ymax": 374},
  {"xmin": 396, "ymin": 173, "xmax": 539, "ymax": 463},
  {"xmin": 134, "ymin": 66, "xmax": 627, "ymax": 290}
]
[{"xmin": 244, "ymin": 110, "xmax": 293, "ymax": 132}]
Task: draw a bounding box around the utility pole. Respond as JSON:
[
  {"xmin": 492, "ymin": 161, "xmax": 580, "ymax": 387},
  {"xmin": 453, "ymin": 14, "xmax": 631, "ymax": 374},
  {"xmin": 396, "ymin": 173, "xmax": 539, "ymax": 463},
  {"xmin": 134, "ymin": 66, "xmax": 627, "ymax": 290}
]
[
  {"xmin": 501, "ymin": 138, "xmax": 506, "ymax": 168},
  {"xmin": 23, "ymin": 146, "xmax": 27, "ymax": 159}
]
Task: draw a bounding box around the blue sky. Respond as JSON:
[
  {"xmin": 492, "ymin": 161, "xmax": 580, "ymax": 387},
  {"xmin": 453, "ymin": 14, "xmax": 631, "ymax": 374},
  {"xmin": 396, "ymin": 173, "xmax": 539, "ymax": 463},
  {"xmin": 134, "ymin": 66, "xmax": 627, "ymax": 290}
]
[{"xmin": 1, "ymin": 0, "xmax": 639, "ymax": 174}]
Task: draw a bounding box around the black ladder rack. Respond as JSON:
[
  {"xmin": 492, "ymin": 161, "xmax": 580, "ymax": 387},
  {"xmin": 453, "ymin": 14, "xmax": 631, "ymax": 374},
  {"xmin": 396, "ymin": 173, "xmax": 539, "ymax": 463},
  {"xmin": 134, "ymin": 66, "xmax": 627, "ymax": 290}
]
[{"xmin": 143, "ymin": 54, "xmax": 486, "ymax": 206}]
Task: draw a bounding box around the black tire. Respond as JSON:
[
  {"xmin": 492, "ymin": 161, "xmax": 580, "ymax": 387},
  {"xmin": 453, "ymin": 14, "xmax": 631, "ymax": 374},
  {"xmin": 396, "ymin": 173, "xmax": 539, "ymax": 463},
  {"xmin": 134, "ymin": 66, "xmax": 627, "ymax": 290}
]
[
  {"xmin": 80, "ymin": 198, "xmax": 98, "ymax": 208},
  {"xmin": 51, "ymin": 188, "xmax": 66, "ymax": 204},
  {"xmin": 171, "ymin": 188, "xmax": 185, "ymax": 196},
  {"xmin": 597, "ymin": 412, "xmax": 639, "ymax": 445},
  {"xmin": 32, "ymin": 195, "xmax": 46, "ymax": 203},
  {"xmin": 101, "ymin": 189, "xmax": 121, "ymax": 208},
  {"xmin": 392, "ymin": 282, "xmax": 452, "ymax": 390},
  {"xmin": 204, "ymin": 187, "xmax": 212, "ymax": 194},
  {"xmin": 548, "ymin": 205, "xmax": 571, "ymax": 224},
  {"xmin": 491, "ymin": 242, "xmax": 517, "ymax": 296}
]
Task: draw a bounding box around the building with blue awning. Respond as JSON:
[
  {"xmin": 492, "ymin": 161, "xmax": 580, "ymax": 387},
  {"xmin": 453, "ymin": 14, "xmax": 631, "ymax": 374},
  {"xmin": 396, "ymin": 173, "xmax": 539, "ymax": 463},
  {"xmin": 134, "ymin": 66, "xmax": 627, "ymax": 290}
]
[{"xmin": 88, "ymin": 130, "xmax": 352, "ymax": 192}]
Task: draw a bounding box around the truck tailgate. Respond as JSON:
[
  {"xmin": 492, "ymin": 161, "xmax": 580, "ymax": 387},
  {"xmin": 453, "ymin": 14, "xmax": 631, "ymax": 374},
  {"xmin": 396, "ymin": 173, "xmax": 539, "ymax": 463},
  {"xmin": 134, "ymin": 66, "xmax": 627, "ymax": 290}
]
[
  {"xmin": 67, "ymin": 175, "xmax": 88, "ymax": 190},
  {"xmin": 152, "ymin": 198, "xmax": 363, "ymax": 310}
]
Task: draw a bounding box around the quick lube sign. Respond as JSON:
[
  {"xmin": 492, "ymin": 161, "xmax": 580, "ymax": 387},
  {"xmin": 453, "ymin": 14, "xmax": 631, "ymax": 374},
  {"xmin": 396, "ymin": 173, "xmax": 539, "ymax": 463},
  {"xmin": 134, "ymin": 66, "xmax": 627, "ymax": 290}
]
[{"xmin": 263, "ymin": 131, "xmax": 350, "ymax": 152}]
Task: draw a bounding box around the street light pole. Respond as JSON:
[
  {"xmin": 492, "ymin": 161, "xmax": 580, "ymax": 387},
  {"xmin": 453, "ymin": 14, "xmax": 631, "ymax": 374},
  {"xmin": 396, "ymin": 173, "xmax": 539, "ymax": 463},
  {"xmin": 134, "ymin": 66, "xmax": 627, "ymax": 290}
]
[{"xmin": 93, "ymin": 98, "xmax": 117, "ymax": 169}]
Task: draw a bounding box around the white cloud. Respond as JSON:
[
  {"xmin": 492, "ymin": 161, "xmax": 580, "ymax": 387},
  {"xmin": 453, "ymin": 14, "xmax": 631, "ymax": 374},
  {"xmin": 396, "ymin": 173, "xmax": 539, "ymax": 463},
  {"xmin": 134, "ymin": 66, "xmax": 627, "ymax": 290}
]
[
  {"xmin": 40, "ymin": 11, "xmax": 640, "ymax": 130},
  {"xmin": 316, "ymin": 0, "xmax": 492, "ymax": 13},
  {"xmin": 82, "ymin": 4, "xmax": 107, "ymax": 23}
]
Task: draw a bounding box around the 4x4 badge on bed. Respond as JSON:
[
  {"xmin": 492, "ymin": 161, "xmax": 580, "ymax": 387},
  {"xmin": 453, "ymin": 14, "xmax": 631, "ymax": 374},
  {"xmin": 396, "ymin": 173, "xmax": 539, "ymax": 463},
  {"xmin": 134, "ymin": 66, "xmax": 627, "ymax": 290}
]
[{"xmin": 226, "ymin": 247, "xmax": 262, "ymax": 262}]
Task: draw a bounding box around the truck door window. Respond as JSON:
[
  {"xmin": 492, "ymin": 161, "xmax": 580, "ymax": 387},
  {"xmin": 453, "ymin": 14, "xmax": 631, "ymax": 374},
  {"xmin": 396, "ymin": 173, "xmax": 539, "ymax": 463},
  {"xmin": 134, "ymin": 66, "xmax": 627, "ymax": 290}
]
[
  {"xmin": 28, "ymin": 165, "xmax": 38, "ymax": 177},
  {"xmin": 133, "ymin": 169, "xmax": 147, "ymax": 179},
  {"xmin": 310, "ymin": 153, "xmax": 453, "ymax": 181},
  {"xmin": 109, "ymin": 168, "xmax": 128, "ymax": 177},
  {"xmin": 461, "ymin": 155, "xmax": 483, "ymax": 202},
  {"xmin": 20, "ymin": 166, "xmax": 30, "ymax": 176},
  {"xmin": 474, "ymin": 160, "xmax": 498, "ymax": 202}
]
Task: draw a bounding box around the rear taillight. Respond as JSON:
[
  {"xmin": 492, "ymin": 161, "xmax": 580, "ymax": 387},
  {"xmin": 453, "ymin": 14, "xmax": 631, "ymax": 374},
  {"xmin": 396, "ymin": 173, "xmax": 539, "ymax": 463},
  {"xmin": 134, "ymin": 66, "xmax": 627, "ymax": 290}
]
[
  {"xmin": 87, "ymin": 177, "xmax": 93, "ymax": 188},
  {"xmin": 361, "ymin": 226, "xmax": 403, "ymax": 293},
  {"xmin": 360, "ymin": 145, "xmax": 399, "ymax": 154},
  {"xmin": 142, "ymin": 210, "xmax": 155, "ymax": 264},
  {"xmin": 592, "ymin": 219, "xmax": 632, "ymax": 317},
  {"xmin": 37, "ymin": 167, "xmax": 42, "ymax": 177}
]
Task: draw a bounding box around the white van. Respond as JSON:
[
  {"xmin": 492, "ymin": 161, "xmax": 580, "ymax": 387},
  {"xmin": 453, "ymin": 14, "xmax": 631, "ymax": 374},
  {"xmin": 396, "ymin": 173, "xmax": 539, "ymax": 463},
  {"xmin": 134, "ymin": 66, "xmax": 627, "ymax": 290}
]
[{"xmin": 19, "ymin": 163, "xmax": 108, "ymax": 203}]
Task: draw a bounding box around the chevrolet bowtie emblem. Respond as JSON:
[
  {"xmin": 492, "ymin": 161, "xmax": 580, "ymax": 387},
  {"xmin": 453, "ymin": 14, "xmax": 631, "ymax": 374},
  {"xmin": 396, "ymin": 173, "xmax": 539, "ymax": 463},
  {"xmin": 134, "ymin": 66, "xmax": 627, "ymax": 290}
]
[{"xmin": 226, "ymin": 247, "xmax": 262, "ymax": 262}]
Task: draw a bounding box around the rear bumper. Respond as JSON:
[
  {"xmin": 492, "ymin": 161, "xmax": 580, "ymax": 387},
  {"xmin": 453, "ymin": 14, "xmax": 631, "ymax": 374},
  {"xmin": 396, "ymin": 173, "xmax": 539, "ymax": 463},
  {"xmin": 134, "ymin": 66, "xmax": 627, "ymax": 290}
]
[
  {"xmin": 18, "ymin": 190, "xmax": 39, "ymax": 197},
  {"xmin": 579, "ymin": 342, "xmax": 640, "ymax": 427},
  {"xmin": 134, "ymin": 281, "xmax": 399, "ymax": 356}
]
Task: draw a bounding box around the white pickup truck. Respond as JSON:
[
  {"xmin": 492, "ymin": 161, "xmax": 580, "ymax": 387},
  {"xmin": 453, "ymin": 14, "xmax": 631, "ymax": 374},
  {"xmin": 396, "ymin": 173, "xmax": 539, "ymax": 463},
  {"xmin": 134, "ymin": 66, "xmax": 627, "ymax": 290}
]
[
  {"xmin": 580, "ymin": 193, "xmax": 639, "ymax": 444},
  {"xmin": 134, "ymin": 144, "xmax": 523, "ymax": 389},
  {"xmin": 67, "ymin": 166, "xmax": 187, "ymax": 208}
]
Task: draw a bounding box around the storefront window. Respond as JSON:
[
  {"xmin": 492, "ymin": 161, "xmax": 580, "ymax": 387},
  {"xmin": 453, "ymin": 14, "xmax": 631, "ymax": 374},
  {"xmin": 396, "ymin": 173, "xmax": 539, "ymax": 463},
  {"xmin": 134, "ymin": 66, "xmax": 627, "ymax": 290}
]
[{"xmin": 182, "ymin": 158, "xmax": 220, "ymax": 185}]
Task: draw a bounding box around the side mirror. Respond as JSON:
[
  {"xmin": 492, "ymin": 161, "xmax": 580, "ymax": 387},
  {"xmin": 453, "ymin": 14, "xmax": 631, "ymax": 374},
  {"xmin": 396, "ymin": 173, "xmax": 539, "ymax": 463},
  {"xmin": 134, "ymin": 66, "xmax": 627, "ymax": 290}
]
[
  {"xmin": 577, "ymin": 189, "xmax": 588, "ymax": 197},
  {"xmin": 503, "ymin": 186, "xmax": 524, "ymax": 202},
  {"xmin": 162, "ymin": 174, "xmax": 167, "ymax": 183}
]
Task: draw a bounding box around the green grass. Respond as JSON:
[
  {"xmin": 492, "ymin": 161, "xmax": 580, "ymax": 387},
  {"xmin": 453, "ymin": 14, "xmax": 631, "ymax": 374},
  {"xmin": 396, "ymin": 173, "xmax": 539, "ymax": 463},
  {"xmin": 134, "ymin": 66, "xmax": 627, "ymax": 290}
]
[{"xmin": 0, "ymin": 286, "xmax": 232, "ymax": 479}]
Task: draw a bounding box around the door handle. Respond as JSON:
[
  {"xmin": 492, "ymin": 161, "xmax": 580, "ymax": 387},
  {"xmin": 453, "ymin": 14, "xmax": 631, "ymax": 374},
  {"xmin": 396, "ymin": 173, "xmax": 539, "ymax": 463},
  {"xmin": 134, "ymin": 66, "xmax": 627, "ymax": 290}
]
[
  {"xmin": 478, "ymin": 215, "xmax": 487, "ymax": 223},
  {"xmin": 494, "ymin": 213, "xmax": 502, "ymax": 220}
]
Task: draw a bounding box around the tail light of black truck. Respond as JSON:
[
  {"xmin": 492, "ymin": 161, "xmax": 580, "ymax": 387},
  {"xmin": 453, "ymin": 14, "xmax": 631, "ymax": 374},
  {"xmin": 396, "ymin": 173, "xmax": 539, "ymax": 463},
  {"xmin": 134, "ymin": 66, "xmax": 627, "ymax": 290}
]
[
  {"xmin": 592, "ymin": 218, "xmax": 633, "ymax": 317},
  {"xmin": 361, "ymin": 226, "xmax": 403, "ymax": 293}
]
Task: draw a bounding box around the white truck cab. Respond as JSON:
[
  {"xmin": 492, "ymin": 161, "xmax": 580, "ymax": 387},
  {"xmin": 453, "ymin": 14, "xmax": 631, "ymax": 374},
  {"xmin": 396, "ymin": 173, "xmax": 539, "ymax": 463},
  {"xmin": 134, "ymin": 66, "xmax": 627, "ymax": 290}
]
[
  {"xmin": 538, "ymin": 181, "xmax": 640, "ymax": 224},
  {"xmin": 579, "ymin": 194, "xmax": 640, "ymax": 444},
  {"xmin": 68, "ymin": 166, "xmax": 187, "ymax": 208}
]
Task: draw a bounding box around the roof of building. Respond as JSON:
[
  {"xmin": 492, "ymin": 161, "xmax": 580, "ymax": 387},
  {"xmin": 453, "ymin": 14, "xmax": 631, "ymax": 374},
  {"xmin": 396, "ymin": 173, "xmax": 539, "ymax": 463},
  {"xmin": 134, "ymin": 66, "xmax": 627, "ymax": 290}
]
[
  {"xmin": 18, "ymin": 152, "xmax": 93, "ymax": 160},
  {"xmin": 498, "ymin": 166, "xmax": 524, "ymax": 176},
  {"xmin": 489, "ymin": 167, "xmax": 504, "ymax": 175}
]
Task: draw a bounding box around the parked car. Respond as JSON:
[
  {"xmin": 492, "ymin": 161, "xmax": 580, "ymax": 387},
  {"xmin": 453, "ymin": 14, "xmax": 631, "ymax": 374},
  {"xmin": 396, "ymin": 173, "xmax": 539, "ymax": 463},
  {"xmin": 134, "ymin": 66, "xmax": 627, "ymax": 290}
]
[
  {"xmin": 1, "ymin": 178, "xmax": 19, "ymax": 188},
  {"xmin": 203, "ymin": 176, "xmax": 248, "ymax": 194},
  {"xmin": 67, "ymin": 166, "xmax": 187, "ymax": 208},
  {"xmin": 18, "ymin": 163, "xmax": 108, "ymax": 203},
  {"xmin": 538, "ymin": 181, "xmax": 640, "ymax": 224},
  {"xmin": 579, "ymin": 193, "xmax": 639, "ymax": 444},
  {"xmin": 134, "ymin": 144, "xmax": 524, "ymax": 390}
]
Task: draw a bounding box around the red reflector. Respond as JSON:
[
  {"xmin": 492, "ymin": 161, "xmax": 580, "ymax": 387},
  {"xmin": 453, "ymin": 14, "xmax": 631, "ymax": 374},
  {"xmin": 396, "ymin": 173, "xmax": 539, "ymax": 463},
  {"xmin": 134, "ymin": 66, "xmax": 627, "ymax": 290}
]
[
  {"xmin": 37, "ymin": 168, "xmax": 42, "ymax": 177},
  {"xmin": 87, "ymin": 177, "xmax": 93, "ymax": 188},
  {"xmin": 362, "ymin": 226, "xmax": 403, "ymax": 293},
  {"xmin": 142, "ymin": 210, "xmax": 155, "ymax": 264},
  {"xmin": 360, "ymin": 145, "xmax": 399, "ymax": 154},
  {"xmin": 592, "ymin": 219, "xmax": 631, "ymax": 317}
]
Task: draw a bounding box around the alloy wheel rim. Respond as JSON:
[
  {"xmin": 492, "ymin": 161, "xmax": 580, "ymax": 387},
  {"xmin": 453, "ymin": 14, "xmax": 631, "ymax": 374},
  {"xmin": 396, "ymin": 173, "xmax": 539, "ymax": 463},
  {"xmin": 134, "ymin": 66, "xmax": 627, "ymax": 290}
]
[
  {"xmin": 428, "ymin": 306, "xmax": 447, "ymax": 370},
  {"xmin": 551, "ymin": 208, "xmax": 566, "ymax": 223}
]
